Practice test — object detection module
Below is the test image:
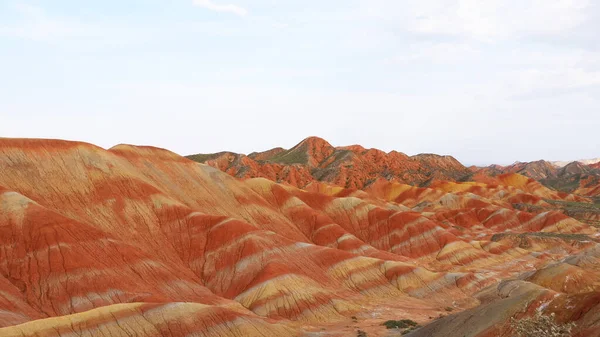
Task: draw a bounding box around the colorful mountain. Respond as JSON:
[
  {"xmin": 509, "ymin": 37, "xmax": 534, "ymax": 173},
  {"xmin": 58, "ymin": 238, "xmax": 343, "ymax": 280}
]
[
  {"xmin": 188, "ymin": 136, "xmax": 471, "ymax": 189},
  {"xmin": 552, "ymin": 158, "xmax": 600, "ymax": 168},
  {"xmin": 473, "ymin": 159, "xmax": 600, "ymax": 198},
  {"xmin": 0, "ymin": 137, "xmax": 599, "ymax": 337}
]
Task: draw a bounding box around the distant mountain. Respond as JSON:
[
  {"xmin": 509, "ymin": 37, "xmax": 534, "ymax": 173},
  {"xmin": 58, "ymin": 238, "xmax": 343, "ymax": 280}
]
[
  {"xmin": 187, "ymin": 137, "xmax": 600, "ymax": 198},
  {"xmin": 476, "ymin": 160, "xmax": 600, "ymax": 198},
  {"xmin": 186, "ymin": 136, "xmax": 471, "ymax": 189},
  {"xmin": 477, "ymin": 160, "xmax": 558, "ymax": 181},
  {"xmin": 551, "ymin": 158, "xmax": 600, "ymax": 167}
]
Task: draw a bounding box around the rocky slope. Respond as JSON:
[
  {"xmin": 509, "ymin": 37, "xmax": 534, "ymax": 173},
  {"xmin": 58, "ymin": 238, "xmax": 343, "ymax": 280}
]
[
  {"xmin": 188, "ymin": 137, "xmax": 471, "ymax": 189},
  {"xmin": 189, "ymin": 137, "xmax": 600, "ymax": 226},
  {"xmin": 188, "ymin": 137, "xmax": 600, "ymax": 199},
  {"xmin": 552, "ymin": 158, "xmax": 600, "ymax": 168},
  {"xmin": 0, "ymin": 138, "xmax": 598, "ymax": 336},
  {"xmin": 474, "ymin": 159, "xmax": 600, "ymax": 198}
]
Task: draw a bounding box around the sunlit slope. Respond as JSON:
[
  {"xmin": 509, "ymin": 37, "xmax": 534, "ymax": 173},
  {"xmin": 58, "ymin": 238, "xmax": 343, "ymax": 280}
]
[
  {"xmin": 188, "ymin": 136, "xmax": 471, "ymax": 188},
  {"xmin": 189, "ymin": 137, "xmax": 600, "ymax": 201},
  {"xmin": 0, "ymin": 138, "xmax": 598, "ymax": 336}
]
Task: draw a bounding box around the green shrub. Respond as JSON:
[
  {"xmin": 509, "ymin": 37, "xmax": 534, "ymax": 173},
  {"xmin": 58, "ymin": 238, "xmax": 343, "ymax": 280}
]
[{"xmin": 382, "ymin": 319, "xmax": 418, "ymax": 329}]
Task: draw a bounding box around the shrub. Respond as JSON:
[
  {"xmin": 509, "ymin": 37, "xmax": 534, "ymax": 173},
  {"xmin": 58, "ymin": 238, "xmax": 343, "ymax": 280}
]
[
  {"xmin": 510, "ymin": 312, "xmax": 575, "ymax": 337},
  {"xmin": 382, "ymin": 319, "xmax": 418, "ymax": 329}
]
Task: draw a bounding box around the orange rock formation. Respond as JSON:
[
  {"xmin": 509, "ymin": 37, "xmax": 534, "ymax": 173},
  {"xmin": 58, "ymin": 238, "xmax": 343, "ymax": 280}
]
[{"xmin": 0, "ymin": 137, "xmax": 598, "ymax": 337}]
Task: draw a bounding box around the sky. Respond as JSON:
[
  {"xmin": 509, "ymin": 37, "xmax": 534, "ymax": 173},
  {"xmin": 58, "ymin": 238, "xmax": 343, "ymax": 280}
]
[{"xmin": 0, "ymin": 0, "xmax": 598, "ymax": 165}]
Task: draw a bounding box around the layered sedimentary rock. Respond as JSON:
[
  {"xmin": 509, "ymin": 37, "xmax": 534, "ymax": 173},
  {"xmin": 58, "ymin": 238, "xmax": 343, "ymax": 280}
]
[
  {"xmin": 0, "ymin": 138, "xmax": 599, "ymax": 336},
  {"xmin": 188, "ymin": 137, "xmax": 471, "ymax": 188},
  {"xmin": 189, "ymin": 137, "xmax": 600, "ymax": 199},
  {"xmin": 475, "ymin": 159, "xmax": 600, "ymax": 198}
]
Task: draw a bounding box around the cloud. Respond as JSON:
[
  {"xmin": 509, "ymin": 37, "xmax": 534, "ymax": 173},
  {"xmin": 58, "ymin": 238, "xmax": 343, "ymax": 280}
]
[
  {"xmin": 509, "ymin": 67, "xmax": 600, "ymax": 99},
  {"xmin": 192, "ymin": 0, "xmax": 247, "ymax": 17},
  {"xmin": 471, "ymin": 47, "xmax": 600, "ymax": 99},
  {"xmin": 358, "ymin": 0, "xmax": 591, "ymax": 41},
  {"xmin": 385, "ymin": 42, "xmax": 480, "ymax": 64}
]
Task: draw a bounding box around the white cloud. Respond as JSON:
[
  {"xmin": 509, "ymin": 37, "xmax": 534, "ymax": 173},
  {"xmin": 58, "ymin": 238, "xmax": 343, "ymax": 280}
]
[
  {"xmin": 271, "ymin": 22, "xmax": 289, "ymax": 29},
  {"xmin": 507, "ymin": 67, "xmax": 600, "ymax": 99},
  {"xmin": 192, "ymin": 0, "xmax": 248, "ymax": 17},
  {"xmin": 385, "ymin": 42, "xmax": 480, "ymax": 64},
  {"xmin": 476, "ymin": 48, "xmax": 600, "ymax": 99},
  {"xmin": 358, "ymin": 0, "xmax": 591, "ymax": 41}
]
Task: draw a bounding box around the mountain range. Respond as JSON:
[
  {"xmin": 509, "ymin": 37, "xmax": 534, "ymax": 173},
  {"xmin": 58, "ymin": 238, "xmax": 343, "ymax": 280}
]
[
  {"xmin": 0, "ymin": 137, "xmax": 598, "ymax": 337},
  {"xmin": 552, "ymin": 158, "xmax": 600, "ymax": 168},
  {"xmin": 187, "ymin": 136, "xmax": 600, "ymax": 199}
]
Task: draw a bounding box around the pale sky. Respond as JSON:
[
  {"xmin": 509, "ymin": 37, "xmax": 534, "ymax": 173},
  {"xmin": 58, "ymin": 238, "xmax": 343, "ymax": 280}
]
[{"xmin": 1, "ymin": 0, "xmax": 598, "ymax": 165}]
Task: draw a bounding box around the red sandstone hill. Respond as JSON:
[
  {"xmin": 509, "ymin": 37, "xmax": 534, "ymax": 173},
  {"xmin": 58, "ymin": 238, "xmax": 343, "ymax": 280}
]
[
  {"xmin": 187, "ymin": 136, "xmax": 471, "ymax": 189},
  {"xmin": 187, "ymin": 137, "xmax": 600, "ymax": 208},
  {"xmin": 187, "ymin": 137, "xmax": 600, "ymax": 198},
  {"xmin": 477, "ymin": 160, "xmax": 559, "ymax": 181},
  {"xmin": 0, "ymin": 138, "xmax": 599, "ymax": 337},
  {"xmin": 474, "ymin": 159, "xmax": 600, "ymax": 198}
]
